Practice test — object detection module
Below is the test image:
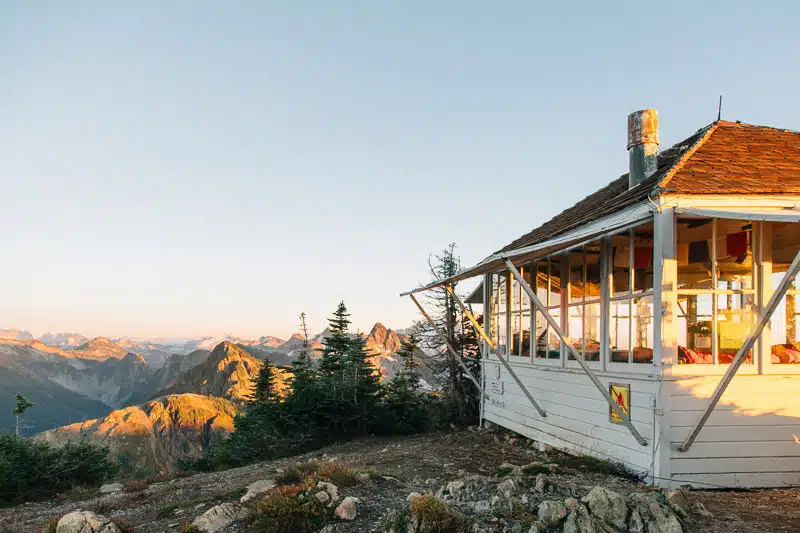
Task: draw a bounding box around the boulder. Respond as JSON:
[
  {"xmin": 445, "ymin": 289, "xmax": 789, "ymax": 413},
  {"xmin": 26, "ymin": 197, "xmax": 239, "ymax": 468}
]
[
  {"xmin": 192, "ymin": 503, "xmax": 250, "ymax": 532},
  {"xmin": 98, "ymin": 483, "xmax": 123, "ymax": 494},
  {"xmin": 645, "ymin": 502, "xmax": 683, "ymax": 533},
  {"xmin": 582, "ymin": 486, "xmax": 628, "ymax": 530},
  {"xmin": 240, "ymin": 479, "xmax": 276, "ymax": 502},
  {"xmin": 537, "ymin": 500, "xmax": 568, "ymax": 528},
  {"xmin": 315, "ymin": 490, "xmax": 331, "ymax": 505},
  {"xmin": 334, "ymin": 496, "xmax": 359, "ymax": 521},
  {"xmin": 56, "ymin": 511, "xmax": 121, "ymax": 533}
]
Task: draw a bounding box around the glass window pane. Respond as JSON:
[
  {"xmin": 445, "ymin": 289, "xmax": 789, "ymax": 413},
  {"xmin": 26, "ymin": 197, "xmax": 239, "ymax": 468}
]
[
  {"xmin": 610, "ymin": 300, "xmax": 630, "ymax": 362},
  {"xmin": 632, "ymin": 296, "xmax": 654, "ymax": 363},
  {"xmin": 497, "ymin": 310, "xmax": 507, "ymax": 356},
  {"xmin": 570, "ymin": 248, "xmax": 585, "ymax": 302},
  {"xmin": 567, "ymin": 305, "xmax": 583, "ymax": 359},
  {"xmin": 585, "ymin": 240, "xmax": 602, "ymax": 300},
  {"xmin": 770, "ymin": 222, "xmax": 800, "ymax": 364},
  {"xmin": 717, "ymin": 293, "xmax": 753, "ymax": 364},
  {"xmin": 611, "ymin": 233, "xmax": 631, "ymax": 297},
  {"xmin": 548, "ymin": 307, "xmax": 562, "ymax": 359},
  {"xmin": 534, "ymin": 308, "xmax": 548, "ymax": 359},
  {"xmin": 585, "ymin": 302, "xmax": 601, "ymax": 361},
  {"xmin": 677, "ymin": 294, "xmax": 714, "ymax": 364},
  {"xmin": 716, "ymin": 219, "xmax": 753, "ymax": 290},
  {"xmin": 633, "ymin": 223, "xmax": 655, "ymax": 293},
  {"xmin": 678, "ymin": 218, "xmax": 714, "ymax": 290},
  {"xmin": 547, "ymin": 257, "xmax": 562, "ymax": 308}
]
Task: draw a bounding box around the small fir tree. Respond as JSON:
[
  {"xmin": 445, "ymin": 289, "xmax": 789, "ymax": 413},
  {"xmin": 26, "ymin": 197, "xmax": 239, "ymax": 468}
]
[{"xmin": 13, "ymin": 394, "xmax": 34, "ymax": 437}]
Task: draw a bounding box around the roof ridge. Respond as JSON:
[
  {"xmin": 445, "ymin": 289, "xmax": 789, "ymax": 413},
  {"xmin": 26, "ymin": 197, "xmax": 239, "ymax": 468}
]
[{"xmin": 716, "ymin": 119, "xmax": 800, "ymax": 134}]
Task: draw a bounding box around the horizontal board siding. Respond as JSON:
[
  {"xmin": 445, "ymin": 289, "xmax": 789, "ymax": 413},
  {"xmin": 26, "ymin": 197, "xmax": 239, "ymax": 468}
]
[
  {"xmin": 486, "ymin": 364, "xmax": 656, "ymax": 424},
  {"xmin": 668, "ymin": 425, "xmax": 800, "ymax": 443},
  {"xmin": 481, "ymin": 363, "xmax": 655, "ymax": 472},
  {"xmin": 491, "ymin": 385, "xmax": 653, "ymax": 432},
  {"xmin": 671, "ymin": 456, "xmax": 800, "ymax": 474},
  {"xmin": 488, "ymin": 391, "xmax": 651, "ymax": 454},
  {"xmin": 484, "ymin": 407, "xmax": 652, "ymax": 472},
  {"xmin": 663, "ymin": 472, "xmax": 800, "ymax": 489},
  {"xmin": 665, "ymin": 374, "xmax": 800, "ymax": 487}
]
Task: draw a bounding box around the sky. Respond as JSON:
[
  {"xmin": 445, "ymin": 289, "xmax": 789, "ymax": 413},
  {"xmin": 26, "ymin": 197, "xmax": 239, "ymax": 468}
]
[{"xmin": 1, "ymin": 1, "xmax": 799, "ymax": 340}]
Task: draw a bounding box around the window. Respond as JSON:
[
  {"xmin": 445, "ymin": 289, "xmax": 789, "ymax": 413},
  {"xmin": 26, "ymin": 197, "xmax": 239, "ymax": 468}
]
[
  {"xmin": 677, "ymin": 218, "xmax": 754, "ymax": 364},
  {"xmin": 609, "ymin": 225, "xmax": 654, "ymax": 364},
  {"xmin": 769, "ymin": 222, "xmax": 800, "ymax": 364},
  {"xmin": 534, "ymin": 257, "xmax": 562, "ymax": 360},
  {"xmin": 509, "ymin": 266, "xmax": 532, "ymax": 358},
  {"xmin": 491, "ymin": 273, "xmax": 508, "ymax": 355},
  {"xmin": 567, "ymin": 243, "xmax": 602, "ymax": 362}
]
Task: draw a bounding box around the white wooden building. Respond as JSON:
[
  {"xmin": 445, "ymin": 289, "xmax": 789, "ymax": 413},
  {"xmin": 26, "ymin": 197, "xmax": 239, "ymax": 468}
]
[{"xmin": 403, "ymin": 110, "xmax": 800, "ymax": 488}]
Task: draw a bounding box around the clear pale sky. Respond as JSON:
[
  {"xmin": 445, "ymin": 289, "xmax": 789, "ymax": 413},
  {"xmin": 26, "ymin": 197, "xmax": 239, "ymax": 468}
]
[{"xmin": 2, "ymin": 2, "xmax": 799, "ymax": 340}]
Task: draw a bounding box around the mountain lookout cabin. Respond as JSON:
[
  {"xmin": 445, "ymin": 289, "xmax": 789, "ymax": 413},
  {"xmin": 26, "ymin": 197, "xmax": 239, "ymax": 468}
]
[{"xmin": 402, "ymin": 110, "xmax": 800, "ymax": 488}]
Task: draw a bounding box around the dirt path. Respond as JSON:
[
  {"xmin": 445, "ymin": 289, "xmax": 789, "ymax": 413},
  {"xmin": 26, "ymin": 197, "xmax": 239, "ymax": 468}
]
[{"xmin": 1, "ymin": 428, "xmax": 797, "ymax": 532}]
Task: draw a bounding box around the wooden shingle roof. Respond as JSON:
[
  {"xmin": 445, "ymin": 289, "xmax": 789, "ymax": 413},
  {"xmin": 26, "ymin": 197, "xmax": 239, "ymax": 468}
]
[{"xmin": 499, "ymin": 120, "xmax": 800, "ymax": 254}]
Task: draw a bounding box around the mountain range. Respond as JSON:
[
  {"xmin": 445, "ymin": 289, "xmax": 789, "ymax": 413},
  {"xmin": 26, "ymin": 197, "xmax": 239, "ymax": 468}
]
[{"xmin": 1, "ymin": 323, "xmax": 436, "ymax": 472}]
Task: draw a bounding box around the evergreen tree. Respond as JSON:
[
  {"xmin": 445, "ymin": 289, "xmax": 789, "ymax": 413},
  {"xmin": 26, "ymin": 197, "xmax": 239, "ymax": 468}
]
[
  {"xmin": 318, "ymin": 302, "xmax": 351, "ymax": 379},
  {"xmin": 13, "ymin": 394, "xmax": 34, "ymax": 438},
  {"xmin": 384, "ymin": 335, "xmax": 428, "ymax": 433},
  {"xmin": 344, "ymin": 333, "xmax": 384, "ymax": 433},
  {"xmin": 248, "ymin": 359, "xmax": 278, "ymax": 406}
]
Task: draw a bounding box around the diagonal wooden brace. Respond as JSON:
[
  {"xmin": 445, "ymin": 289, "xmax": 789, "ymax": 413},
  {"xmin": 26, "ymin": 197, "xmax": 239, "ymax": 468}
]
[
  {"xmin": 679, "ymin": 249, "xmax": 800, "ymax": 452},
  {"xmin": 409, "ymin": 294, "xmax": 489, "ymax": 400},
  {"xmin": 446, "ymin": 285, "xmax": 547, "ymax": 418},
  {"xmin": 504, "ymin": 259, "xmax": 648, "ymax": 446}
]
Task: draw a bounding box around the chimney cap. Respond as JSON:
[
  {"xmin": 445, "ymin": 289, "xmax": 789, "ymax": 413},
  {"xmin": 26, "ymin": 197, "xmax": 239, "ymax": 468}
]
[{"xmin": 627, "ymin": 108, "xmax": 659, "ymax": 150}]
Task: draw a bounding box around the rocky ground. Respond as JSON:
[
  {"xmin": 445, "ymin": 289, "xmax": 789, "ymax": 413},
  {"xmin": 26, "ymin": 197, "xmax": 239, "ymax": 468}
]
[{"xmin": 1, "ymin": 428, "xmax": 798, "ymax": 533}]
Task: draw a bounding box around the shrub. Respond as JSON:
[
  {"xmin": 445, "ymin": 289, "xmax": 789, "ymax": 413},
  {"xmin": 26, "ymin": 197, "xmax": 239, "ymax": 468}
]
[
  {"xmin": 313, "ymin": 464, "xmax": 360, "ymax": 488},
  {"xmin": 408, "ymin": 494, "xmax": 471, "ymax": 533},
  {"xmin": 0, "ymin": 434, "xmax": 118, "ymax": 505},
  {"xmin": 550, "ymin": 454, "xmax": 643, "ymax": 481},
  {"xmin": 248, "ymin": 484, "xmax": 330, "ymax": 533},
  {"xmin": 125, "ymin": 479, "xmax": 150, "ymax": 492}
]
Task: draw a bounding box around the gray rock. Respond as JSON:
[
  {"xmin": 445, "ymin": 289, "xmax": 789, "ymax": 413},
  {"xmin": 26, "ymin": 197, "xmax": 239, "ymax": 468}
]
[
  {"xmin": 315, "ymin": 491, "xmax": 331, "ymax": 504},
  {"xmin": 664, "ymin": 489, "xmax": 689, "ymax": 518},
  {"xmin": 240, "ymin": 479, "xmax": 276, "ymax": 502},
  {"xmin": 447, "ymin": 479, "xmax": 465, "ymax": 497},
  {"xmin": 497, "ymin": 478, "xmax": 518, "ymax": 495},
  {"xmin": 471, "ymin": 500, "xmax": 491, "ymax": 514},
  {"xmin": 499, "ymin": 462, "xmax": 523, "ymax": 476},
  {"xmin": 56, "ymin": 511, "xmax": 121, "ymax": 533},
  {"xmin": 192, "ymin": 503, "xmax": 250, "ymax": 532},
  {"xmin": 334, "ymin": 496, "xmax": 359, "ymax": 521},
  {"xmin": 317, "ymin": 481, "xmax": 339, "ymax": 505},
  {"xmin": 98, "ymin": 483, "xmax": 123, "ymax": 494},
  {"xmin": 645, "ymin": 502, "xmax": 683, "ymax": 533},
  {"xmin": 582, "ymin": 486, "xmax": 628, "ymax": 530},
  {"xmin": 537, "ymin": 500, "xmax": 568, "ymax": 528},
  {"xmin": 629, "ymin": 509, "xmax": 645, "ymax": 533},
  {"xmin": 534, "ymin": 474, "xmax": 548, "ymax": 494}
]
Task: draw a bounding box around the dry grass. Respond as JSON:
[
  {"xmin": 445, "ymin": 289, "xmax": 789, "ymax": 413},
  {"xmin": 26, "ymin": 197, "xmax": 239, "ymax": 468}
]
[
  {"xmin": 275, "ymin": 462, "xmax": 321, "ymax": 486},
  {"xmin": 408, "ymin": 494, "xmax": 471, "ymax": 533},
  {"xmin": 248, "ymin": 484, "xmax": 330, "ymax": 533}
]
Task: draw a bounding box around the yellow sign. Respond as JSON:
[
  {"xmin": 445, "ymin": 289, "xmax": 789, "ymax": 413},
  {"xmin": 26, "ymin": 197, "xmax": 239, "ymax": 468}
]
[{"xmin": 609, "ymin": 383, "xmax": 630, "ymax": 424}]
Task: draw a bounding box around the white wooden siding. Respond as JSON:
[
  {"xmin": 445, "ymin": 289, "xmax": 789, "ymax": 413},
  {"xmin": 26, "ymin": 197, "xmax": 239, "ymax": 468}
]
[
  {"xmin": 665, "ymin": 375, "xmax": 800, "ymax": 488},
  {"xmin": 482, "ymin": 359, "xmax": 657, "ymax": 474}
]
